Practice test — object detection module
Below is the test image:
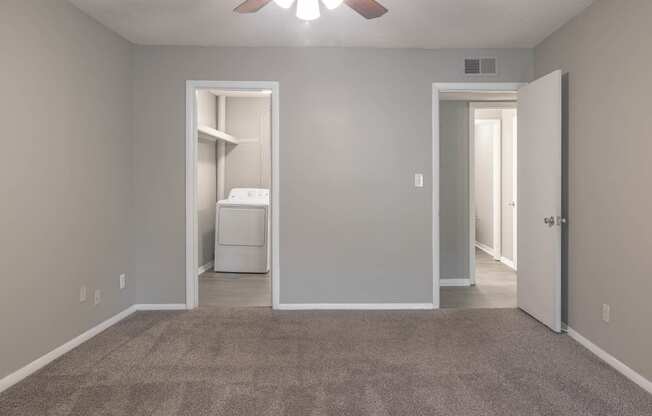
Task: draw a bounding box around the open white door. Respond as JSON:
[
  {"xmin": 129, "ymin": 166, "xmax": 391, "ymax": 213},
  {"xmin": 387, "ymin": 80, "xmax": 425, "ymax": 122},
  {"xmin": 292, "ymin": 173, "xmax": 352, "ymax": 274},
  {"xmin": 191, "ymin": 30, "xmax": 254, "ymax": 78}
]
[{"xmin": 517, "ymin": 70, "xmax": 563, "ymax": 333}]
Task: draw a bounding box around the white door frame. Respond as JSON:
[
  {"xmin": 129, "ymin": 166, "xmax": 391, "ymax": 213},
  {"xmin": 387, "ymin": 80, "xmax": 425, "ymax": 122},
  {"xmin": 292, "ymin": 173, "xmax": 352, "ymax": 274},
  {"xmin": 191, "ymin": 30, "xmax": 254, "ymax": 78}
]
[
  {"xmin": 186, "ymin": 80, "xmax": 280, "ymax": 310},
  {"xmin": 511, "ymin": 115, "xmax": 518, "ymax": 270},
  {"xmin": 433, "ymin": 83, "xmax": 524, "ymax": 303}
]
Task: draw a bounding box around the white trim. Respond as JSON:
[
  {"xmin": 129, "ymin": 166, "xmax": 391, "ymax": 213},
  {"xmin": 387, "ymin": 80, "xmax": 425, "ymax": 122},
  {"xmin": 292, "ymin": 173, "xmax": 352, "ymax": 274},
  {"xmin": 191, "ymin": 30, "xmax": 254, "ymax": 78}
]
[
  {"xmin": 440, "ymin": 279, "xmax": 472, "ymax": 287},
  {"xmin": 0, "ymin": 306, "xmax": 136, "ymax": 394},
  {"xmin": 186, "ymin": 82, "xmax": 198, "ymax": 310},
  {"xmin": 492, "ymin": 118, "xmax": 502, "ymax": 261},
  {"xmin": 500, "ymin": 257, "xmax": 517, "ymax": 271},
  {"xmin": 434, "ymin": 83, "xmax": 524, "ymax": 92},
  {"xmin": 133, "ymin": 304, "xmax": 188, "ymax": 311},
  {"xmin": 432, "ymin": 89, "xmax": 441, "ymax": 309},
  {"xmin": 468, "ymin": 103, "xmax": 476, "ymax": 285},
  {"xmin": 567, "ymin": 327, "xmax": 652, "ymax": 395},
  {"xmin": 475, "ymin": 241, "xmax": 495, "ymax": 257},
  {"xmin": 278, "ymin": 303, "xmax": 435, "ymax": 311},
  {"xmin": 512, "ymin": 115, "xmax": 518, "ymax": 269},
  {"xmin": 198, "ymin": 261, "xmax": 214, "ymax": 275},
  {"xmin": 186, "ymin": 81, "xmax": 280, "ymax": 310}
]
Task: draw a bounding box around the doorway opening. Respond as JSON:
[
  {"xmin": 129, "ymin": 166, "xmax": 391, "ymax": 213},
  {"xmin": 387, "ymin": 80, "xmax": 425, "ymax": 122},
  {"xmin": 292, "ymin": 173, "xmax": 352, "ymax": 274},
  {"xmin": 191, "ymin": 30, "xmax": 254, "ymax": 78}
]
[
  {"xmin": 433, "ymin": 83, "xmax": 524, "ymax": 310},
  {"xmin": 465, "ymin": 102, "xmax": 518, "ymax": 308},
  {"xmin": 433, "ymin": 73, "xmax": 564, "ymax": 332},
  {"xmin": 186, "ymin": 81, "xmax": 280, "ymax": 310}
]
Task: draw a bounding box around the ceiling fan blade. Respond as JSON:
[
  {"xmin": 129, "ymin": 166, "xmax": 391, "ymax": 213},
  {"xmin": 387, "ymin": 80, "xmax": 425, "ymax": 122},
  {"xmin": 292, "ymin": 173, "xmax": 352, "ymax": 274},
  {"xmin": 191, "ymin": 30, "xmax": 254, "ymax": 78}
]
[
  {"xmin": 345, "ymin": 0, "xmax": 388, "ymax": 19},
  {"xmin": 234, "ymin": 0, "xmax": 273, "ymax": 13}
]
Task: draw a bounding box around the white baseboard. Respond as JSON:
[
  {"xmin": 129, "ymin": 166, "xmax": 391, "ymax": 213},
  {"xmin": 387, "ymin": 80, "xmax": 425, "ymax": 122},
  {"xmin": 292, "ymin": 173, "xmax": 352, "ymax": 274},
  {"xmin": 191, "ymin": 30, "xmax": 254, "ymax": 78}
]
[
  {"xmin": 567, "ymin": 327, "xmax": 652, "ymax": 395},
  {"xmin": 0, "ymin": 303, "xmax": 190, "ymax": 394},
  {"xmin": 277, "ymin": 303, "xmax": 434, "ymax": 311},
  {"xmin": 440, "ymin": 278, "xmax": 472, "ymax": 287},
  {"xmin": 133, "ymin": 304, "xmax": 188, "ymax": 311},
  {"xmin": 500, "ymin": 257, "xmax": 517, "ymax": 271},
  {"xmin": 475, "ymin": 242, "xmax": 494, "ymax": 256},
  {"xmin": 0, "ymin": 305, "xmax": 136, "ymax": 394},
  {"xmin": 198, "ymin": 261, "xmax": 214, "ymax": 275}
]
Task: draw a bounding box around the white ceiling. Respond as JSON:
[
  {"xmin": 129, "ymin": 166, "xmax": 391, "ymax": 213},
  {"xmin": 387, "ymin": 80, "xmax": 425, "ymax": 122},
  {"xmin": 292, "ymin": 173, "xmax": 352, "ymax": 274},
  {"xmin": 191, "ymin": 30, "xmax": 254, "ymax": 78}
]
[{"xmin": 69, "ymin": 0, "xmax": 593, "ymax": 49}]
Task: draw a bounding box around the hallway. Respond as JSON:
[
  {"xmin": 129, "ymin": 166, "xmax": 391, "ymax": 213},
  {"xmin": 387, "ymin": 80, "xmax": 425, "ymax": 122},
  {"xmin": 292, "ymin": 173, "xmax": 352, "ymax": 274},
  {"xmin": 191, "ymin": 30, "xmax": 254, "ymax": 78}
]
[
  {"xmin": 441, "ymin": 249, "xmax": 517, "ymax": 309},
  {"xmin": 199, "ymin": 272, "xmax": 272, "ymax": 308}
]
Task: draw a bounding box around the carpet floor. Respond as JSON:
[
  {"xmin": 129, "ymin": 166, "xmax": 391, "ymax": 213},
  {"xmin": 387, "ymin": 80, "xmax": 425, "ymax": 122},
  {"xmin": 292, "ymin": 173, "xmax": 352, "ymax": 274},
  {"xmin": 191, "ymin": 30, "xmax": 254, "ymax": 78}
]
[{"xmin": 1, "ymin": 308, "xmax": 650, "ymax": 415}]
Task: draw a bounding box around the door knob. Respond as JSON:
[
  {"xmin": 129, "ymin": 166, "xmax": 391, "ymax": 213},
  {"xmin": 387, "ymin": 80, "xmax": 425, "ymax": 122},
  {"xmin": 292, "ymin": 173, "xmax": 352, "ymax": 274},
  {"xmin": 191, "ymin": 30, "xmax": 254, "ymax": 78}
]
[{"xmin": 544, "ymin": 216, "xmax": 555, "ymax": 227}]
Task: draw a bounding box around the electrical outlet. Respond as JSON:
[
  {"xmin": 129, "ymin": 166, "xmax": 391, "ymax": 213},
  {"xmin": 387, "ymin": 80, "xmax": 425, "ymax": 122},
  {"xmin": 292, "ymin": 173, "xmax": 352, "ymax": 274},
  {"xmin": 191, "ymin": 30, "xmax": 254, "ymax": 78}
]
[
  {"xmin": 79, "ymin": 286, "xmax": 87, "ymax": 303},
  {"xmin": 602, "ymin": 304, "xmax": 610, "ymax": 323},
  {"xmin": 94, "ymin": 289, "xmax": 101, "ymax": 306},
  {"xmin": 119, "ymin": 274, "xmax": 126, "ymax": 290}
]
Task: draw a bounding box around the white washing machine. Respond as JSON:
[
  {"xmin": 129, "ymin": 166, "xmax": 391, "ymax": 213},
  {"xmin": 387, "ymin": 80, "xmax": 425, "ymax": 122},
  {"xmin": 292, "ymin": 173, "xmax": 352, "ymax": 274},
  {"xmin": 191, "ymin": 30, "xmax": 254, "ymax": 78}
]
[{"xmin": 214, "ymin": 188, "xmax": 270, "ymax": 273}]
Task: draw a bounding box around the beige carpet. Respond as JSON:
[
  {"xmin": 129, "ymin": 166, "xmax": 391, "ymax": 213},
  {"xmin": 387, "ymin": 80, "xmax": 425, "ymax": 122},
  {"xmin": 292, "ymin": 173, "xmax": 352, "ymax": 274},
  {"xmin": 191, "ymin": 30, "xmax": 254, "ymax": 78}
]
[{"xmin": 1, "ymin": 308, "xmax": 650, "ymax": 415}]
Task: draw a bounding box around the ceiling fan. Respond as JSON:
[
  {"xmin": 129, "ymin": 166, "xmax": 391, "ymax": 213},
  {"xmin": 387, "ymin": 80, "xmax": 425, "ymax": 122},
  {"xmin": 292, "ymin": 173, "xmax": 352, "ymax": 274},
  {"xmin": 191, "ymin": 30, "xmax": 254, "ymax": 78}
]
[{"xmin": 234, "ymin": 0, "xmax": 388, "ymax": 21}]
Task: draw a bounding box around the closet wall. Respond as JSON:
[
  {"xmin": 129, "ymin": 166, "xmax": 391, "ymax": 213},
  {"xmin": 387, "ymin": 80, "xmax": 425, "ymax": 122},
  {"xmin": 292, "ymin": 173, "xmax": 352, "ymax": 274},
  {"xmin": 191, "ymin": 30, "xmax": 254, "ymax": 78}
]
[
  {"xmin": 224, "ymin": 97, "xmax": 272, "ymax": 195},
  {"xmin": 197, "ymin": 90, "xmax": 218, "ymax": 268}
]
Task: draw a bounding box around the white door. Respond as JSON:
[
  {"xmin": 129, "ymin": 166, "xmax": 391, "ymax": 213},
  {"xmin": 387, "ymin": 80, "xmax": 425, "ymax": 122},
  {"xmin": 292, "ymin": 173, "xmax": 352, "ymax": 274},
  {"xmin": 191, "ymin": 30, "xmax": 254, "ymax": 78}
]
[{"xmin": 517, "ymin": 70, "xmax": 563, "ymax": 333}]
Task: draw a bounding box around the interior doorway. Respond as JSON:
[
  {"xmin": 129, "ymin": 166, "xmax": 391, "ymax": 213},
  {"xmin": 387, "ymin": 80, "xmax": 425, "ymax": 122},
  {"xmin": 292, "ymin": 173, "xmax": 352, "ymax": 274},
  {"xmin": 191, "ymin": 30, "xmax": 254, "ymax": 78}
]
[
  {"xmin": 186, "ymin": 81, "xmax": 280, "ymax": 310},
  {"xmin": 458, "ymin": 102, "xmax": 519, "ymax": 308},
  {"xmin": 469, "ymin": 102, "xmax": 518, "ymax": 280},
  {"xmin": 433, "ymin": 73, "xmax": 564, "ymax": 332},
  {"xmin": 433, "ymin": 83, "xmax": 524, "ymax": 310}
]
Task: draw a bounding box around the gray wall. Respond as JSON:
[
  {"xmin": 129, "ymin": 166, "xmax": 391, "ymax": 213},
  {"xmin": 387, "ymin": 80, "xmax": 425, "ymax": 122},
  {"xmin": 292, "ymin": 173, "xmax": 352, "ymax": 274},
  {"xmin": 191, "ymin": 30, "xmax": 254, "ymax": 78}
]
[
  {"xmin": 439, "ymin": 102, "xmax": 470, "ymax": 281},
  {"xmin": 131, "ymin": 46, "xmax": 533, "ymax": 304},
  {"xmin": 0, "ymin": 0, "xmax": 133, "ymax": 380},
  {"xmin": 197, "ymin": 91, "xmax": 218, "ymax": 267},
  {"xmin": 224, "ymin": 97, "xmax": 272, "ymax": 195},
  {"xmin": 197, "ymin": 90, "xmax": 217, "ymax": 128},
  {"xmin": 535, "ymin": 0, "xmax": 652, "ymax": 380},
  {"xmin": 197, "ymin": 140, "xmax": 216, "ymax": 267}
]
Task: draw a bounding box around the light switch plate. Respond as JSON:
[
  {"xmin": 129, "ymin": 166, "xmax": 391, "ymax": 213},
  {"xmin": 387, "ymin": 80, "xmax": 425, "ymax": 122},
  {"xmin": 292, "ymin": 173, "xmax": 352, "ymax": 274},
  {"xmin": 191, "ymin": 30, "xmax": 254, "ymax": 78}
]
[
  {"xmin": 119, "ymin": 274, "xmax": 126, "ymax": 290},
  {"xmin": 79, "ymin": 286, "xmax": 87, "ymax": 303},
  {"xmin": 414, "ymin": 173, "xmax": 424, "ymax": 188}
]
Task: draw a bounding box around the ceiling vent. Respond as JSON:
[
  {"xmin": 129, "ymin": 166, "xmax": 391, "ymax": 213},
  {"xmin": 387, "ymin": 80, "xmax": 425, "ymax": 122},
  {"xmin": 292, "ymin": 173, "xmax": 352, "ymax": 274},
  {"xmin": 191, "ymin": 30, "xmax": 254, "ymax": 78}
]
[{"xmin": 464, "ymin": 57, "xmax": 497, "ymax": 75}]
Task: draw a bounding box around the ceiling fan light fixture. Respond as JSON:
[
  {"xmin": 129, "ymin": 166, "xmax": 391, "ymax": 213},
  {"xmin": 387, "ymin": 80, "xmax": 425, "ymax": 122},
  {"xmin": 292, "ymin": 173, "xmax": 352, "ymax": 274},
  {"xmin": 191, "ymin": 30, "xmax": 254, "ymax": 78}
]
[
  {"xmin": 321, "ymin": 0, "xmax": 344, "ymax": 10},
  {"xmin": 274, "ymin": 0, "xmax": 296, "ymax": 9},
  {"xmin": 296, "ymin": 0, "xmax": 321, "ymax": 21},
  {"xmin": 234, "ymin": 0, "xmax": 387, "ymax": 20}
]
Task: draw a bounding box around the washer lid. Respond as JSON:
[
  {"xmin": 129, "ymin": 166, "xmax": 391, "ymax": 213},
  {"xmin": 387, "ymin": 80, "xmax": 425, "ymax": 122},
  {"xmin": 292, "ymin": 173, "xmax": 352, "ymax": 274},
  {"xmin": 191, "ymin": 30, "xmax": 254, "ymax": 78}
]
[
  {"xmin": 220, "ymin": 188, "xmax": 270, "ymax": 206},
  {"xmin": 229, "ymin": 188, "xmax": 269, "ymax": 200},
  {"xmin": 218, "ymin": 199, "xmax": 268, "ymax": 207}
]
